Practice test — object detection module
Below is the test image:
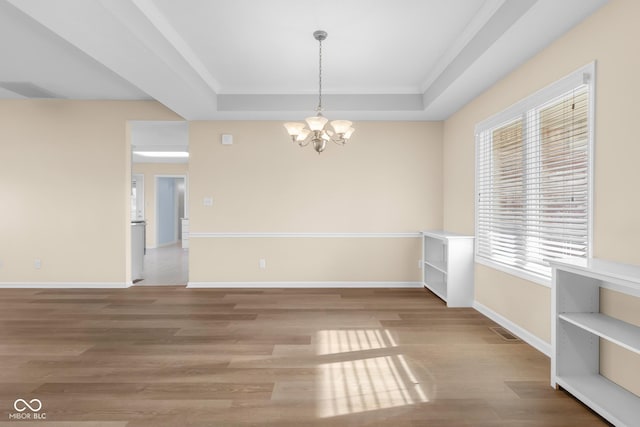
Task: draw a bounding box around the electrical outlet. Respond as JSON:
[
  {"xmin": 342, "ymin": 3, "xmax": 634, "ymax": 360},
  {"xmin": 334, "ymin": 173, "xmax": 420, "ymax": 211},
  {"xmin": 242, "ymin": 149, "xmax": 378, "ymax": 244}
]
[
  {"xmin": 203, "ymin": 197, "xmax": 213, "ymax": 207},
  {"xmin": 259, "ymin": 258, "xmax": 266, "ymax": 269},
  {"xmin": 34, "ymin": 259, "xmax": 42, "ymax": 269}
]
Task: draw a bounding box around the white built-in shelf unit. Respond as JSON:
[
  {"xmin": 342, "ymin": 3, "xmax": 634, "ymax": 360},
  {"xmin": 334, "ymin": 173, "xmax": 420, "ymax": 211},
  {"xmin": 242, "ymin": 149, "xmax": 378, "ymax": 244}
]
[
  {"xmin": 551, "ymin": 257, "xmax": 640, "ymax": 427},
  {"xmin": 421, "ymin": 231, "xmax": 474, "ymax": 307}
]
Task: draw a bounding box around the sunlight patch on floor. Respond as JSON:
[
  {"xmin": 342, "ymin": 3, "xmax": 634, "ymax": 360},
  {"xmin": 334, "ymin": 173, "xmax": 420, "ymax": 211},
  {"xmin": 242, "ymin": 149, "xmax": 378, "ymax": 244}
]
[
  {"xmin": 316, "ymin": 329, "xmax": 428, "ymax": 418},
  {"xmin": 317, "ymin": 329, "xmax": 397, "ymax": 355}
]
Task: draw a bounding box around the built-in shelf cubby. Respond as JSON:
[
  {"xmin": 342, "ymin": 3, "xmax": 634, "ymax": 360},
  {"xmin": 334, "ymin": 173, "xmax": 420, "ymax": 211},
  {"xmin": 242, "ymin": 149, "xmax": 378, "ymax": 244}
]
[
  {"xmin": 551, "ymin": 258, "xmax": 640, "ymax": 427},
  {"xmin": 421, "ymin": 231, "xmax": 474, "ymax": 307}
]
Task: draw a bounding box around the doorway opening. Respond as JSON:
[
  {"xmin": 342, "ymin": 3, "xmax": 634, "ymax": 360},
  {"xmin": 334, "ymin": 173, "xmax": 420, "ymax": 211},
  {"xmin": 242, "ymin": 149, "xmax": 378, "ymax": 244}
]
[
  {"xmin": 130, "ymin": 121, "xmax": 189, "ymax": 286},
  {"xmin": 137, "ymin": 174, "xmax": 188, "ymax": 285}
]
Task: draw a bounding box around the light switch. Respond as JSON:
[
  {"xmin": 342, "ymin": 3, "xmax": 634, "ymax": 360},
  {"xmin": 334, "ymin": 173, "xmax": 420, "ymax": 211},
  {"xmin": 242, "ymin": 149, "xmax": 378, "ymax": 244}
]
[
  {"xmin": 221, "ymin": 134, "xmax": 233, "ymax": 145},
  {"xmin": 203, "ymin": 197, "xmax": 213, "ymax": 207}
]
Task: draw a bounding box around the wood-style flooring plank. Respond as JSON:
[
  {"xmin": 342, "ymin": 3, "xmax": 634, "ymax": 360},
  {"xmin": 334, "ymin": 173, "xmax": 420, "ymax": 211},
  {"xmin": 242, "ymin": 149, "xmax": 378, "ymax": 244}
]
[{"xmin": 0, "ymin": 287, "xmax": 609, "ymax": 426}]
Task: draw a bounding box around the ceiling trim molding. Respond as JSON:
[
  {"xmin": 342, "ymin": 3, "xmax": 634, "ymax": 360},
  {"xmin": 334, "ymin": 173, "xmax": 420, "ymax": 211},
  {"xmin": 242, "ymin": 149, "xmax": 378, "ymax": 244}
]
[
  {"xmin": 0, "ymin": 82, "xmax": 61, "ymax": 98},
  {"xmin": 218, "ymin": 94, "xmax": 424, "ymax": 112},
  {"xmin": 130, "ymin": 0, "xmax": 221, "ymax": 94},
  {"xmin": 6, "ymin": 0, "xmax": 217, "ymax": 119},
  {"xmin": 200, "ymin": 110, "xmax": 434, "ymax": 121},
  {"xmin": 420, "ymin": 0, "xmax": 506, "ymax": 92},
  {"xmin": 97, "ymin": 0, "xmax": 218, "ymax": 118},
  {"xmin": 421, "ymin": 0, "xmax": 537, "ymax": 110}
]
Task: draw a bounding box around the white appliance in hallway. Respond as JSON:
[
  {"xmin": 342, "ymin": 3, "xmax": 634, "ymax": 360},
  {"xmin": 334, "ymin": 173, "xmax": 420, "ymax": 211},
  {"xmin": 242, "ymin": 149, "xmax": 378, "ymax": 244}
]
[{"xmin": 131, "ymin": 220, "xmax": 145, "ymax": 282}]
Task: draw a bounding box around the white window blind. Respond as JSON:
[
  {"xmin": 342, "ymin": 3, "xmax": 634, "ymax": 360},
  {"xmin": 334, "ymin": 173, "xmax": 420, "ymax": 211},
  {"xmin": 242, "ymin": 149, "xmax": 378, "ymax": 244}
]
[{"xmin": 476, "ymin": 64, "xmax": 593, "ymax": 283}]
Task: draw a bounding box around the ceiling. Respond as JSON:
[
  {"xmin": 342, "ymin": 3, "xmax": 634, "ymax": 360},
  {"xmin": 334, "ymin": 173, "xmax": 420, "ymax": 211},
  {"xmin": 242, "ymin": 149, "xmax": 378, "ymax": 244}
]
[{"xmin": 1, "ymin": 0, "xmax": 607, "ymax": 121}]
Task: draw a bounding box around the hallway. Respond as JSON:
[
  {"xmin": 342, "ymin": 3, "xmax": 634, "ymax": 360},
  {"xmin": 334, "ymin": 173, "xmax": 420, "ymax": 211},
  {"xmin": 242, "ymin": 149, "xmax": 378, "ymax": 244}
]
[{"xmin": 136, "ymin": 243, "xmax": 188, "ymax": 286}]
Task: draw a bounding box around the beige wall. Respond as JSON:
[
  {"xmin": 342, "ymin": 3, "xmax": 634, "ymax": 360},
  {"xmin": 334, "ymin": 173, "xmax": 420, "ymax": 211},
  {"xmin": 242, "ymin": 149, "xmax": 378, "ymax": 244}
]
[
  {"xmin": 601, "ymin": 289, "xmax": 640, "ymax": 396},
  {"xmin": 188, "ymin": 121, "xmax": 442, "ymax": 283},
  {"xmin": 0, "ymin": 100, "xmax": 181, "ymax": 284},
  {"xmin": 132, "ymin": 163, "xmax": 188, "ymax": 248},
  {"xmin": 190, "ymin": 237, "xmax": 421, "ymax": 283},
  {"xmin": 443, "ymin": 0, "xmax": 640, "ymax": 393},
  {"xmin": 475, "ymin": 264, "xmax": 551, "ymax": 342}
]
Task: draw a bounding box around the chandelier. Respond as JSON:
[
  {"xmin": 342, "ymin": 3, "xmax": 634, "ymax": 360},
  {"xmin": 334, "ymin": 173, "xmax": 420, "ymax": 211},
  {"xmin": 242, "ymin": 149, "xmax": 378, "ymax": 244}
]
[{"xmin": 284, "ymin": 30, "xmax": 355, "ymax": 154}]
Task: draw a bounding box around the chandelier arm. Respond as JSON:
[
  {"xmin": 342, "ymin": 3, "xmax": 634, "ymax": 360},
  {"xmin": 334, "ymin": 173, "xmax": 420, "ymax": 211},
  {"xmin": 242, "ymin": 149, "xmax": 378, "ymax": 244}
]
[
  {"xmin": 298, "ymin": 134, "xmax": 312, "ymax": 147},
  {"xmin": 329, "ymin": 134, "xmax": 346, "ymax": 146}
]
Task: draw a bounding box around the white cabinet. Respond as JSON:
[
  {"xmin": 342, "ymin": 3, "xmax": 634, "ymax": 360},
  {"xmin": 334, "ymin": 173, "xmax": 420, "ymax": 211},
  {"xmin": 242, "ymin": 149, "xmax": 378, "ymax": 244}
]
[
  {"xmin": 421, "ymin": 231, "xmax": 474, "ymax": 307},
  {"xmin": 551, "ymin": 258, "xmax": 640, "ymax": 427},
  {"xmin": 181, "ymin": 218, "xmax": 189, "ymax": 249},
  {"xmin": 131, "ymin": 221, "xmax": 145, "ymax": 281}
]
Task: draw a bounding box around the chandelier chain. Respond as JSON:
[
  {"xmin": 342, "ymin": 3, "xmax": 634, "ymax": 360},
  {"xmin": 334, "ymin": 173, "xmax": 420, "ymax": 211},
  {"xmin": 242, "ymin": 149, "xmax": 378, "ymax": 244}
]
[{"xmin": 318, "ymin": 37, "xmax": 323, "ymax": 112}]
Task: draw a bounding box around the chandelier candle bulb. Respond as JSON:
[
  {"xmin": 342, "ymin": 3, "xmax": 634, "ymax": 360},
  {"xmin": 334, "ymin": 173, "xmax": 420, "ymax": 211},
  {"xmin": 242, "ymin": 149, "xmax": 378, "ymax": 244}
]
[
  {"xmin": 284, "ymin": 122, "xmax": 305, "ymax": 140},
  {"xmin": 305, "ymin": 115, "xmax": 328, "ymax": 131},
  {"xmin": 330, "ymin": 120, "xmax": 352, "ymax": 134}
]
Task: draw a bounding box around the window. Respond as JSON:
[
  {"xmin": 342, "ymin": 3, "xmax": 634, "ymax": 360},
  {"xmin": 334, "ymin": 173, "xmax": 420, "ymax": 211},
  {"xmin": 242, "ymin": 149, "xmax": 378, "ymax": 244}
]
[{"xmin": 475, "ymin": 63, "xmax": 594, "ymax": 284}]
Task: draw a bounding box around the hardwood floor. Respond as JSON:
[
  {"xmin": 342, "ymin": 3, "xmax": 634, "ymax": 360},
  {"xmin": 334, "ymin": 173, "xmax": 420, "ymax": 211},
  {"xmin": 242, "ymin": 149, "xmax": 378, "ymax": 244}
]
[{"xmin": 0, "ymin": 287, "xmax": 609, "ymax": 426}]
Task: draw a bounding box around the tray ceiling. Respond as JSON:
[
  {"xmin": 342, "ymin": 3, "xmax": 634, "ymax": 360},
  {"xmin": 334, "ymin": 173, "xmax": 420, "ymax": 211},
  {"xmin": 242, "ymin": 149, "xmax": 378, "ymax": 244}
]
[{"xmin": 0, "ymin": 0, "xmax": 608, "ymax": 120}]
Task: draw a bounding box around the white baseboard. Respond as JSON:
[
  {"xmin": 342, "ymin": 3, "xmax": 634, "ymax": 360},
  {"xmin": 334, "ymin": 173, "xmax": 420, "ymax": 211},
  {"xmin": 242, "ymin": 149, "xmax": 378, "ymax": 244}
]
[
  {"xmin": 0, "ymin": 282, "xmax": 132, "ymax": 289},
  {"xmin": 473, "ymin": 301, "xmax": 551, "ymax": 357},
  {"xmin": 187, "ymin": 281, "xmax": 423, "ymax": 289},
  {"xmin": 190, "ymin": 232, "xmax": 422, "ymax": 238}
]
